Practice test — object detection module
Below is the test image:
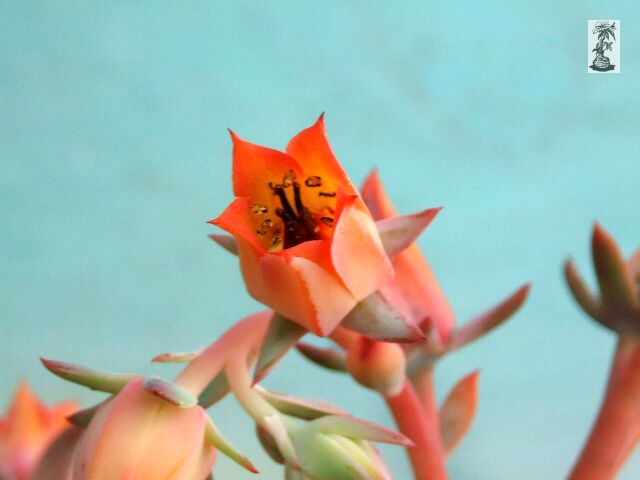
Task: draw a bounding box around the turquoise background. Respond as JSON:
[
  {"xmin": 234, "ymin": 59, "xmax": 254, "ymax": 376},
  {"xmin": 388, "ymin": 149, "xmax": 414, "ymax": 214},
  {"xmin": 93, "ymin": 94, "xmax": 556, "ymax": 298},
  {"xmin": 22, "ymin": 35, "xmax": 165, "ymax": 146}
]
[{"xmin": 2, "ymin": 2, "xmax": 639, "ymax": 479}]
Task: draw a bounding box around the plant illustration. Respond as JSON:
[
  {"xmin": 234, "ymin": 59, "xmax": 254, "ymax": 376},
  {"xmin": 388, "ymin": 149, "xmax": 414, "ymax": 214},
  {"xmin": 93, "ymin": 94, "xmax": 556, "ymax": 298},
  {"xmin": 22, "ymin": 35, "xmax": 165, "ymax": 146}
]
[{"xmin": 591, "ymin": 21, "xmax": 616, "ymax": 71}]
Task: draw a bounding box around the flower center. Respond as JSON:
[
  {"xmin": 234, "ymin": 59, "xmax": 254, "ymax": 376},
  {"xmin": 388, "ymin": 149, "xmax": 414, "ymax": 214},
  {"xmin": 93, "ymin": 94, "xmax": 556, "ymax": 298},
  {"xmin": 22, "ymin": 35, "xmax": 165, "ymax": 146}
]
[{"xmin": 250, "ymin": 170, "xmax": 336, "ymax": 251}]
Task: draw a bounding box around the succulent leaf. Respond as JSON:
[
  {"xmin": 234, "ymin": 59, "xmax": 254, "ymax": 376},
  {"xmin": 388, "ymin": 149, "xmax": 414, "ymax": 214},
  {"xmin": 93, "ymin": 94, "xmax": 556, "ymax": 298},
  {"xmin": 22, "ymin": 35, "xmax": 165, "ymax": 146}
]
[
  {"xmin": 198, "ymin": 370, "xmax": 231, "ymax": 408},
  {"xmin": 564, "ymin": 259, "xmax": 603, "ymax": 322},
  {"xmin": 253, "ymin": 313, "xmax": 307, "ymax": 384},
  {"xmin": 447, "ymin": 284, "xmax": 530, "ymax": 350},
  {"xmin": 205, "ymin": 416, "xmax": 258, "ymax": 473},
  {"xmin": 375, "ymin": 208, "xmax": 440, "ymax": 259},
  {"xmin": 341, "ymin": 291, "xmax": 424, "ymax": 343},
  {"xmin": 152, "ymin": 348, "xmax": 203, "ymax": 363},
  {"xmin": 40, "ymin": 358, "xmax": 136, "ymax": 393},
  {"xmin": 309, "ymin": 415, "xmax": 412, "ymax": 446},
  {"xmin": 143, "ymin": 376, "xmax": 197, "ymax": 408},
  {"xmin": 439, "ymin": 371, "xmax": 479, "ymax": 456},
  {"xmin": 592, "ymin": 224, "xmax": 639, "ymax": 312},
  {"xmin": 256, "ymin": 386, "xmax": 347, "ymax": 420},
  {"xmin": 296, "ymin": 343, "xmax": 347, "ymax": 372},
  {"xmin": 208, "ymin": 233, "xmax": 239, "ymax": 255}
]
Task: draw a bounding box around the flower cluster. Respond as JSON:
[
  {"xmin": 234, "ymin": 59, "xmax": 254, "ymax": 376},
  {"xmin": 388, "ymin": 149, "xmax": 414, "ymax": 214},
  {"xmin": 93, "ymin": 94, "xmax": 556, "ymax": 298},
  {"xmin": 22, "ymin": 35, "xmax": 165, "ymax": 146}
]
[{"xmin": 2, "ymin": 116, "xmax": 637, "ymax": 480}]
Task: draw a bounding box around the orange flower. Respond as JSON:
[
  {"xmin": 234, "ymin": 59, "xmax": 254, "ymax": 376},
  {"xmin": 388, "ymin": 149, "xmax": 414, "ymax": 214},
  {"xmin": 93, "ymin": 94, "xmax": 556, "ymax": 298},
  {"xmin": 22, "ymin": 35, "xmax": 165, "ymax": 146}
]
[
  {"xmin": 212, "ymin": 116, "xmax": 393, "ymax": 336},
  {"xmin": 0, "ymin": 382, "xmax": 76, "ymax": 480},
  {"xmin": 361, "ymin": 170, "xmax": 455, "ymax": 345}
]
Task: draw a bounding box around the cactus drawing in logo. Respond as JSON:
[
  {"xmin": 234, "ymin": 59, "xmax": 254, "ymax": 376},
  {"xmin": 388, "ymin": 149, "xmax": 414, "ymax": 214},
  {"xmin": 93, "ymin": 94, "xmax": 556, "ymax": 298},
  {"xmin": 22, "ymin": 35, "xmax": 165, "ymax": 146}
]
[{"xmin": 590, "ymin": 21, "xmax": 616, "ymax": 71}]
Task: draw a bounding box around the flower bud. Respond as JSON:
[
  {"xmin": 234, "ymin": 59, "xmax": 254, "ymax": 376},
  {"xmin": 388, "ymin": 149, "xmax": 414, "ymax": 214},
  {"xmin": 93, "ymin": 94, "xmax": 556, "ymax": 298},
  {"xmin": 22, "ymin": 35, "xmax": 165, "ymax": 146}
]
[
  {"xmin": 346, "ymin": 337, "xmax": 406, "ymax": 396},
  {"xmin": 71, "ymin": 378, "xmax": 216, "ymax": 480},
  {"xmin": 0, "ymin": 382, "xmax": 76, "ymax": 480}
]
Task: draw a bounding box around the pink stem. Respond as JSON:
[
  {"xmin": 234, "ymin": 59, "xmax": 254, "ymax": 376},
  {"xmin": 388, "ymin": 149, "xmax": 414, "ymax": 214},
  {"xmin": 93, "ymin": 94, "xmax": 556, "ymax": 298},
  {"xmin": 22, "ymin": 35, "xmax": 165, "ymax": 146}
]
[
  {"xmin": 569, "ymin": 336, "xmax": 640, "ymax": 480},
  {"xmin": 385, "ymin": 375, "xmax": 448, "ymax": 480}
]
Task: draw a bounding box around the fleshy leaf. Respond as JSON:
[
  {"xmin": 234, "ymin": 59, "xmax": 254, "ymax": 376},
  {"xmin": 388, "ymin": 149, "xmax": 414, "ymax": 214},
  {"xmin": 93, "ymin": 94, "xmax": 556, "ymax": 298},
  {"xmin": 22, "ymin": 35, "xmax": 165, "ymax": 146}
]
[
  {"xmin": 447, "ymin": 284, "xmax": 530, "ymax": 351},
  {"xmin": 205, "ymin": 416, "xmax": 259, "ymax": 473},
  {"xmin": 375, "ymin": 208, "xmax": 441, "ymax": 259},
  {"xmin": 341, "ymin": 291, "xmax": 425, "ymax": 343},
  {"xmin": 152, "ymin": 348, "xmax": 204, "ymax": 363},
  {"xmin": 564, "ymin": 259, "xmax": 603, "ymax": 322},
  {"xmin": 143, "ymin": 376, "xmax": 197, "ymax": 408},
  {"xmin": 263, "ymin": 414, "xmax": 299, "ymax": 469},
  {"xmin": 310, "ymin": 415, "xmax": 412, "ymax": 446},
  {"xmin": 67, "ymin": 402, "xmax": 104, "ymax": 428},
  {"xmin": 256, "ymin": 424, "xmax": 285, "ymax": 464},
  {"xmin": 198, "ymin": 370, "xmax": 231, "ymax": 408},
  {"xmin": 256, "ymin": 386, "xmax": 347, "ymax": 420},
  {"xmin": 208, "ymin": 233, "xmax": 239, "ymax": 256},
  {"xmin": 439, "ymin": 371, "xmax": 479, "ymax": 456},
  {"xmin": 296, "ymin": 343, "xmax": 347, "ymax": 372},
  {"xmin": 41, "ymin": 358, "xmax": 136, "ymax": 393},
  {"xmin": 592, "ymin": 224, "xmax": 639, "ymax": 312},
  {"xmin": 629, "ymin": 250, "xmax": 640, "ymax": 281},
  {"xmin": 253, "ymin": 313, "xmax": 307, "ymax": 384}
]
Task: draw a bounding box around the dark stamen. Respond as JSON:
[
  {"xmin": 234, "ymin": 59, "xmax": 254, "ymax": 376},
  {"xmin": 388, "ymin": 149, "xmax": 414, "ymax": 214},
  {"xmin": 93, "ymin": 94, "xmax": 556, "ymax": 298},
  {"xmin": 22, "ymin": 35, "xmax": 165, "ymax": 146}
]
[
  {"xmin": 293, "ymin": 182, "xmax": 304, "ymax": 214},
  {"xmin": 272, "ymin": 185, "xmax": 297, "ymax": 219},
  {"xmin": 319, "ymin": 191, "xmax": 336, "ymax": 197}
]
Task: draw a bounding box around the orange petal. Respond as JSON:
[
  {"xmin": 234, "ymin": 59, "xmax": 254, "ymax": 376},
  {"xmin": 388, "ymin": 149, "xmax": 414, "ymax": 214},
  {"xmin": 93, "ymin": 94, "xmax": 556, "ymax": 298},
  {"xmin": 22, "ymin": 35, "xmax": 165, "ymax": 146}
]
[
  {"xmin": 230, "ymin": 130, "xmax": 302, "ymax": 207},
  {"xmin": 331, "ymin": 193, "xmax": 393, "ymax": 300},
  {"xmin": 286, "ymin": 114, "xmax": 356, "ymax": 195},
  {"xmin": 210, "ymin": 197, "xmax": 266, "ymax": 254},
  {"xmin": 258, "ymin": 254, "xmax": 357, "ymax": 336}
]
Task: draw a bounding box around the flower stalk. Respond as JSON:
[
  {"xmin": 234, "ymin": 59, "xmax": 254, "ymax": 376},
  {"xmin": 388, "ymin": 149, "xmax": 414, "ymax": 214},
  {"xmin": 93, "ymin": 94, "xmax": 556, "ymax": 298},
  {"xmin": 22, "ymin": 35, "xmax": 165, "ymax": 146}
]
[{"xmin": 385, "ymin": 376, "xmax": 448, "ymax": 480}]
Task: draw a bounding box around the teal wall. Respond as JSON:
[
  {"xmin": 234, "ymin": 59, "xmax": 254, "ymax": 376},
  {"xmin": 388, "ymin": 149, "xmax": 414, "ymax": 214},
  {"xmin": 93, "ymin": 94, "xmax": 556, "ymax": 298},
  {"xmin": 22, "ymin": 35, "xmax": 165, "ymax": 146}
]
[{"xmin": 2, "ymin": 2, "xmax": 639, "ymax": 478}]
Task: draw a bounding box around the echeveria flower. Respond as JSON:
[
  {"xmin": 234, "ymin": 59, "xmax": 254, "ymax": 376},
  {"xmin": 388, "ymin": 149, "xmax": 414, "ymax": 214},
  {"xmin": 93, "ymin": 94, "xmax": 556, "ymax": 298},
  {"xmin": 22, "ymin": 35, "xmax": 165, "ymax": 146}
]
[
  {"xmin": 0, "ymin": 383, "xmax": 76, "ymax": 480},
  {"xmin": 212, "ymin": 116, "xmax": 393, "ymax": 336}
]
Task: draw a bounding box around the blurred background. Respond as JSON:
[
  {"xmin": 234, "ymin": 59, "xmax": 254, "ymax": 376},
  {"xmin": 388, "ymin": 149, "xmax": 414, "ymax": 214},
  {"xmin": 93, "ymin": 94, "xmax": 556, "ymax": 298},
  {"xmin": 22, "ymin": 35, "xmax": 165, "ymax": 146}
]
[{"xmin": 1, "ymin": 2, "xmax": 639, "ymax": 478}]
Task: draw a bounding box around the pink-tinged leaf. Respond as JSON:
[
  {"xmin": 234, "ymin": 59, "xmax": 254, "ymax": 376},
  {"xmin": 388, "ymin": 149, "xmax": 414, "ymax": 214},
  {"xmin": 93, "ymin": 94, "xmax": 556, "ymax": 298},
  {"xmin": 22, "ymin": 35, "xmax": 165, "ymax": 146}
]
[
  {"xmin": 208, "ymin": 233, "xmax": 239, "ymax": 256},
  {"xmin": 143, "ymin": 376, "xmax": 197, "ymax": 408},
  {"xmin": 341, "ymin": 291, "xmax": 425, "ymax": 343},
  {"xmin": 41, "ymin": 357, "xmax": 136, "ymax": 393},
  {"xmin": 296, "ymin": 343, "xmax": 347, "ymax": 372},
  {"xmin": 375, "ymin": 208, "xmax": 441, "ymax": 259},
  {"xmin": 67, "ymin": 402, "xmax": 105, "ymax": 428},
  {"xmin": 152, "ymin": 348, "xmax": 203, "ymax": 363},
  {"xmin": 629, "ymin": 249, "xmax": 640, "ymax": 281},
  {"xmin": 439, "ymin": 371, "xmax": 479, "ymax": 456},
  {"xmin": 256, "ymin": 386, "xmax": 348, "ymax": 420},
  {"xmin": 257, "ymin": 424, "xmax": 285, "ymax": 464},
  {"xmin": 310, "ymin": 415, "xmax": 413, "ymax": 446},
  {"xmin": 263, "ymin": 414, "xmax": 299, "ymax": 469},
  {"xmin": 564, "ymin": 259, "xmax": 604, "ymax": 323},
  {"xmin": 448, "ymin": 284, "xmax": 530, "ymax": 351},
  {"xmin": 592, "ymin": 224, "xmax": 639, "ymax": 312},
  {"xmin": 253, "ymin": 313, "xmax": 307, "ymax": 385},
  {"xmin": 205, "ymin": 416, "xmax": 259, "ymax": 473},
  {"xmin": 198, "ymin": 370, "xmax": 230, "ymax": 408}
]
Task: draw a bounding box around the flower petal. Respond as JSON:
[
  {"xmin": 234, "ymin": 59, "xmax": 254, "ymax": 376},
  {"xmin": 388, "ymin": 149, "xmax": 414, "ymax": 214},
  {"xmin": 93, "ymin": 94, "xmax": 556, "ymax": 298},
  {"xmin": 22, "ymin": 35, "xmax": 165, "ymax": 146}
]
[
  {"xmin": 331, "ymin": 193, "xmax": 393, "ymax": 300},
  {"xmin": 230, "ymin": 130, "xmax": 302, "ymax": 202},
  {"xmin": 210, "ymin": 197, "xmax": 266, "ymax": 254},
  {"xmin": 286, "ymin": 114, "xmax": 355, "ymax": 195},
  {"xmin": 245, "ymin": 250, "xmax": 357, "ymax": 336}
]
